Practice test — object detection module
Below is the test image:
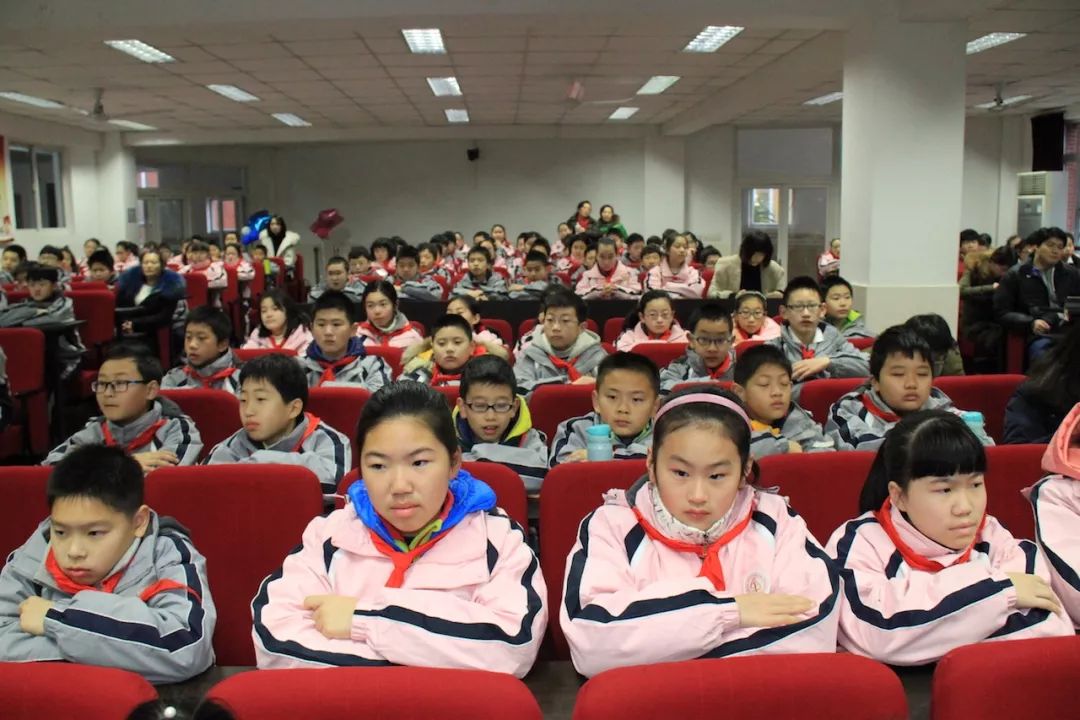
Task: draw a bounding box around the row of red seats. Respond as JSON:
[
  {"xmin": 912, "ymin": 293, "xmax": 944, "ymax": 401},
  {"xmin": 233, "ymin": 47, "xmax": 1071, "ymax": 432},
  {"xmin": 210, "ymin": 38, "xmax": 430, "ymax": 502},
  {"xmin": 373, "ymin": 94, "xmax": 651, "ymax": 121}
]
[{"xmin": 0, "ymin": 446, "xmax": 1048, "ymax": 666}]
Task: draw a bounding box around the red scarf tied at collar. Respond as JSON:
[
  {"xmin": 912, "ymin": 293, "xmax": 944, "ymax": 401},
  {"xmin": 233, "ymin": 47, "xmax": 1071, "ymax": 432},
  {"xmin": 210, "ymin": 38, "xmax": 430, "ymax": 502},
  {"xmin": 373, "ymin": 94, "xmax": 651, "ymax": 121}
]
[
  {"xmin": 547, "ymin": 354, "xmax": 582, "ymax": 382},
  {"xmin": 873, "ymin": 498, "xmax": 986, "ymax": 573},
  {"xmin": 183, "ymin": 365, "xmax": 236, "ymax": 388}
]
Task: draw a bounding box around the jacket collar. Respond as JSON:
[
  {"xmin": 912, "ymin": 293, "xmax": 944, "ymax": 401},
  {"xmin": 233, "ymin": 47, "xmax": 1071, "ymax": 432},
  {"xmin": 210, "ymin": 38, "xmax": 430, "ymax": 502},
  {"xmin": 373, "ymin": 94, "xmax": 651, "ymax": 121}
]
[
  {"xmin": 1043, "ymin": 402, "xmax": 1080, "ymax": 478},
  {"xmin": 453, "ymin": 397, "xmax": 534, "ymax": 451}
]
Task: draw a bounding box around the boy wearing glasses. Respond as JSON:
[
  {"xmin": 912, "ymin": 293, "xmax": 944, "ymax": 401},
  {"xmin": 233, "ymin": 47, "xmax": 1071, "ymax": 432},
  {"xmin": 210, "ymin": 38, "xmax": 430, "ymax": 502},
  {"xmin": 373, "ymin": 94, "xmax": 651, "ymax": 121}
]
[
  {"xmin": 821, "ymin": 276, "xmax": 875, "ymax": 340},
  {"xmin": 769, "ymin": 276, "xmax": 869, "ymax": 385},
  {"xmin": 44, "ymin": 342, "xmax": 202, "ymax": 471},
  {"xmin": 659, "ymin": 302, "xmax": 737, "ymax": 394},
  {"xmin": 514, "ymin": 289, "xmax": 608, "ymax": 394},
  {"xmin": 455, "ymin": 355, "xmax": 548, "ymax": 492}
]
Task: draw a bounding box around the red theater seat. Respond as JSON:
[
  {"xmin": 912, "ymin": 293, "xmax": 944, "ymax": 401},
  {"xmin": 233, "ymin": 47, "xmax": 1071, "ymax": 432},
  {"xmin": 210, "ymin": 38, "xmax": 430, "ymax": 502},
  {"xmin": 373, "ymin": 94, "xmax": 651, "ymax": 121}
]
[
  {"xmin": 603, "ymin": 317, "xmax": 624, "ymax": 344},
  {"xmin": 631, "ymin": 342, "xmax": 689, "ymax": 369},
  {"xmin": 934, "ymin": 374, "xmax": 1024, "ymax": 444},
  {"xmin": 184, "ymin": 271, "xmax": 209, "ymax": 309},
  {"xmin": 434, "ymin": 384, "xmax": 460, "ymax": 408},
  {"xmin": 233, "ymin": 347, "xmax": 299, "ymax": 363},
  {"xmin": 529, "ymin": 384, "xmax": 596, "ymax": 441},
  {"xmin": 306, "ymin": 386, "xmax": 370, "ymax": 466},
  {"xmin": 159, "ymin": 389, "xmax": 240, "ymax": 461},
  {"xmin": 0, "ymin": 466, "xmax": 50, "ymax": 561},
  {"xmin": 364, "ymin": 345, "xmax": 404, "ymax": 378},
  {"xmin": 0, "ymin": 662, "xmax": 158, "ymax": 720},
  {"xmin": 984, "ymin": 444, "xmax": 1045, "ymax": 539},
  {"xmin": 0, "ymin": 328, "xmax": 49, "ymax": 455},
  {"xmin": 797, "ymin": 377, "xmax": 865, "ymax": 425},
  {"xmin": 850, "ymin": 336, "xmax": 875, "ymax": 351},
  {"xmin": 482, "ymin": 318, "xmax": 514, "ymax": 346}
]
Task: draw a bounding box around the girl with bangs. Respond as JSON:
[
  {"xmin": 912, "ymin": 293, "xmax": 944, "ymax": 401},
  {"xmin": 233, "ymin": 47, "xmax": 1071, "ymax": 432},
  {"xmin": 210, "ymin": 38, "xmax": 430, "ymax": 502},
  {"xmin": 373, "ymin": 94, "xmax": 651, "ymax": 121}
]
[{"xmin": 827, "ymin": 410, "xmax": 1072, "ymax": 666}]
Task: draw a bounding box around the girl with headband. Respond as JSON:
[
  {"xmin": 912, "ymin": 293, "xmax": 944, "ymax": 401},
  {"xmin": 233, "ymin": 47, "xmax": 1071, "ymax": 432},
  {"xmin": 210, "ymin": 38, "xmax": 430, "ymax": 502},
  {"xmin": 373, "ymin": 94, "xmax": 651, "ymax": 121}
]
[{"xmin": 560, "ymin": 386, "xmax": 840, "ymax": 677}]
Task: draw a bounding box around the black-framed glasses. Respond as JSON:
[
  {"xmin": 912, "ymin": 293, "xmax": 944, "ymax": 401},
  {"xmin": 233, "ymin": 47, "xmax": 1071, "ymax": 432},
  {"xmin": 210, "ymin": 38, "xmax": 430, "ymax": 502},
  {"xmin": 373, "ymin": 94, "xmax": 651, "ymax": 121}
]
[
  {"xmin": 464, "ymin": 400, "xmax": 514, "ymax": 414},
  {"xmin": 92, "ymin": 380, "xmax": 150, "ymax": 394}
]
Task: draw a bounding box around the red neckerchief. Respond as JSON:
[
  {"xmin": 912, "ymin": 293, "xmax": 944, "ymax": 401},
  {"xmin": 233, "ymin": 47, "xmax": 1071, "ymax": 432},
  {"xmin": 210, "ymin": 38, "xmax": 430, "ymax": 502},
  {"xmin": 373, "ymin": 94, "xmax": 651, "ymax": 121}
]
[
  {"xmin": 548, "ymin": 354, "xmax": 582, "ymax": 381},
  {"xmin": 861, "ymin": 393, "xmax": 900, "ymax": 423},
  {"xmin": 368, "ymin": 494, "xmax": 455, "ymax": 588},
  {"xmin": 360, "ymin": 321, "xmax": 413, "ymax": 346},
  {"xmin": 708, "ymin": 353, "xmax": 733, "ymax": 379},
  {"xmin": 429, "ymin": 370, "xmax": 461, "ymax": 387},
  {"xmin": 268, "ymin": 334, "xmax": 288, "ymax": 349},
  {"xmin": 183, "ymin": 365, "xmax": 236, "ymax": 388},
  {"xmin": 598, "ymin": 263, "xmax": 618, "ymax": 281},
  {"xmin": 736, "ymin": 326, "xmax": 759, "ymax": 341},
  {"xmin": 101, "ymin": 419, "xmax": 167, "ymax": 453},
  {"xmin": 631, "ymin": 499, "xmax": 756, "ymax": 591},
  {"xmin": 874, "ymin": 498, "xmax": 986, "ymax": 573},
  {"xmin": 316, "ymin": 356, "xmax": 359, "ymax": 386},
  {"xmin": 45, "ymin": 547, "xmax": 200, "ymax": 603},
  {"xmin": 647, "ymin": 327, "xmax": 672, "ymax": 342},
  {"xmin": 799, "ymin": 345, "xmax": 816, "ymax": 360},
  {"xmin": 289, "ymin": 413, "xmax": 321, "ymax": 452}
]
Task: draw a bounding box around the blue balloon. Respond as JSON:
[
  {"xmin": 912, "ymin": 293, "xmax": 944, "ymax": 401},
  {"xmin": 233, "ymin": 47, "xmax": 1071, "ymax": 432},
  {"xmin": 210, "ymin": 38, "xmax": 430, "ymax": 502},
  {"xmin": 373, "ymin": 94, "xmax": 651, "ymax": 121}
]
[{"xmin": 241, "ymin": 210, "xmax": 271, "ymax": 245}]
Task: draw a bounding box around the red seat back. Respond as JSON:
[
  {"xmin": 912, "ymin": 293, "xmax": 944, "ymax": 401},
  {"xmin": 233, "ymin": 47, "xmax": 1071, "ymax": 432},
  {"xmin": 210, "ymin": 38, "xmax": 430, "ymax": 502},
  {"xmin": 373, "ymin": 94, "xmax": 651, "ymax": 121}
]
[
  {"xmin": 184, "ymin": 271, "xmax": 209, "ymax": 309},
  {"xmin": 0, "ymin": 328, "xmax": 49, "ymax": 453},
  {"xmin": 307, "ymin": 386, "xmax": 370, "ymax": 467},
  {"xmin": 931, "ymin": 636, "xmax": 1080, "ymax": 720},
  {"xmin": 159, "ymin": 389, "xmax": 240, "ymax": 461},
  {"xmin": 146, "ymin": 464, "xmax": 323, "ymax": 665},
  {"xmin": 432, "ymin": 274, "xmax": 450, "ymax": 301},
  {"xmin": 631, "ymin": 342, "xmax": 690, "ymax": 369},
  {"xmin": 0, "ymin": 466, "xmax": 50, "ymax": 562},
  {"xmin": 540, "ymin": 459, "xmax": 645, "ymax": 659},
  {"xmin": 66, "ymin": 290, "xmax": 116, "ymax": 364},
  {"xmin": 233, "ymin": 347, "xmax": 298, "ymax": 363},
  {"xmin": 529, "ymin": 384, "xmax": 596, "ymax": 441},
  {"xmin": 203, "ymin": 666, "xmax": 542, "ymax": 720},
  {"xmin": 482, "ymin": 318, "xmax": 514, "ymax": 346},
  {"xmin": 519, "ymin": 318, "xmax": 537, "ymax": 338},
  {"xmin": 701, "ymin": 268, "xmax": 715, "ymax": 296},
  {"xmin": 934, "ymin": 374, "xmax": 1024, "ymax": 444},
  {"xmin": 759, "ymin": 451, "xmax": 877, "ymax": 543},
  {"xmin": 434, "ymin": 384, "xmax": 460, "ymax": 408},
  {"xmin": 364, "ymin": 345, "xmax": 403, "ymax": 378},
  {"xmin": 603, "ymin": 317, "xmax": 624, "ymax": 344},
  {"xmin": 798, "ymin": 377, "xmax": 865, "ymax": 425},
  {"xmin": 573, "ymin": 654, "xmax": 907, "ymax": 720},
  {"xmin": 249, "ymin": 259, "xmax": 266, "ymax": 298},
  {"xmin": 984, "ymin": 444, "xmax": 1045, "ymax": 539},
  {"xmin": 0, "ymin": 662, "xmax": 158, "ymax": 720},
  {"xmin": 733, "ymin": 339, "xmax": 765, "ymax": 353}
]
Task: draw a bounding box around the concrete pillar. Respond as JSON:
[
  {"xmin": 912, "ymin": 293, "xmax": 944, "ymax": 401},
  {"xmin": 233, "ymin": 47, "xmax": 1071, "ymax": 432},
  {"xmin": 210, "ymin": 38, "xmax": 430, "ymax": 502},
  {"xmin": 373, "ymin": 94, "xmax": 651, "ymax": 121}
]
[
  {"xmin": 97, "ymin": 132, "xmax": 138, "ymax": 243},
  {"xmin": 642, "ymin": 135, "xmax": 685, "ymax": 237}
]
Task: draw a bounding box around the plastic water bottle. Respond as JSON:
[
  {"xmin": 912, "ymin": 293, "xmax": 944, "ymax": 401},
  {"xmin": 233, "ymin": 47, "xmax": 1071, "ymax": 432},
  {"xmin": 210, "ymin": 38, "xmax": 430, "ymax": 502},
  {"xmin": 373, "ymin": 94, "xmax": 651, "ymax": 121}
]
[
  {"xmin": 961, "ymin": 411, "xmax": 986, "ymax": 439},
  {"xmin": 586, "ymin": 424, "xmax": 614, "ymax": 461}
]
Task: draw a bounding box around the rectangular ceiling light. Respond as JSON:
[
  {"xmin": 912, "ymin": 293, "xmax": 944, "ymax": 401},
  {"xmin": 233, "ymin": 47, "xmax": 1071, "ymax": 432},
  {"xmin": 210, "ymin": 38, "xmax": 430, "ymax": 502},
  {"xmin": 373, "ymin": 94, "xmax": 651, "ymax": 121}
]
[
  {"xmin": 109, "ymin": 119, "xmax": 157, "ymax": 131},
  {"xmin": 104, "ymin": 39, "xmax": 175, "ymax": 63},
  {"xmin": 207, "ymin": 84, "xmax": 260, "ymax": 102},
  {"xmin": 966, "ymin": 32, "xmax": 1026, "ymax": 55},
  {"xmin": 427, "ymin": 76, "xmax": 462, "ymax": 97},
  {"xmin": 445, "ymin": 108, "xmax": 469, "ymax": 123},
  {"xmin": 637, "ymin": 75, "xmax": 681, "ymax": 95},
  {"xmin": 608, "ymin": 106, "xmax": 639, "ymax": 120},
  {"xmin": 683, "ymin": 25, "xmax": 744, "ymax": 53},
  {"xmin": 403, "ymin": 28, "xmax": 446, "ymax": 54},
  {"xmin": 803, "ymin": 91, "xmax": 843, "ymax": 106},
  {"xmin": 272, "ymin": 112, "xmax": 312, "ymax": 127},
  {"xmin": 974, "ymin": 94, "xmax": 1032, "ymax": 109},
  {"xmin": 0, "ymin": 91, "xmax": 64, "ymax": 109}
]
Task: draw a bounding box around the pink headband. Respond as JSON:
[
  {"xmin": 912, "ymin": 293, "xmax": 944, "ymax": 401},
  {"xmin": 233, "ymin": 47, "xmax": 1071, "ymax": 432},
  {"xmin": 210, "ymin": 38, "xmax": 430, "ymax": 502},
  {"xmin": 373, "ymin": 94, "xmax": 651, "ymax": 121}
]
[{"xmin": 654, "ymin": 392, "xmax": 752, "ymax": 429}]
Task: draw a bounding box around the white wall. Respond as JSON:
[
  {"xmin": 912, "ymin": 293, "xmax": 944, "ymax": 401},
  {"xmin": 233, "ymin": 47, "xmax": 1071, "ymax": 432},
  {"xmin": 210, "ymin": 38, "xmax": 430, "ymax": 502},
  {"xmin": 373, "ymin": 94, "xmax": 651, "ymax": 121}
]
[{"xmin": 962, "ymin": 115, "xmax": 1029, "ymax": 243}]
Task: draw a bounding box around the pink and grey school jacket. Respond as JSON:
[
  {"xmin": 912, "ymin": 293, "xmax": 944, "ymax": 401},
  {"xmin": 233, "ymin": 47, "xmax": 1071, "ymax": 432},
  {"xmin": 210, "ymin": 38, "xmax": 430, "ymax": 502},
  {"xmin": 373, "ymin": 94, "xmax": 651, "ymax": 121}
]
[
  {"xmin": 614, "ymin": 321, "xmax": 690, "ymax": 352},
  {"xmin": 574, "ymin": 263, "xmax": 642, "ymax": 300},
  {"xmin": 826, "ymin": 503, "xmax": 1073, "ymax": 666},
  {"xmin": 1026, "ymin": 402, "xmax": 1080, "ymax": 628},
  {"xmin": 560, "ymin": 478, "xmax": 840, "ymax": 678},
  {"xmin": 252, "ymin": 504, "xmax": 548, "ymax": 677}
]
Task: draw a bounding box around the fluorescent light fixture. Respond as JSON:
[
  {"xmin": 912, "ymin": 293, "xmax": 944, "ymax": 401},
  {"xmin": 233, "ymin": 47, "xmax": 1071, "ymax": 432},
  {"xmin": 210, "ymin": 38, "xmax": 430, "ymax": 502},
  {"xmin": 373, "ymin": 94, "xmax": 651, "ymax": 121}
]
[
  {"xmin": 445, "ymin": 108, "xmax": 469, "ymax": 123},
  {"xmin": 207, "ymin": 84, "xmax": 260, "ymax": 102},
  {"xmin": 0, "ymin": 91, "xmax": 64, "ymax": 109},
  {"xmin": 608, "ymin": 106, "xmax": 639, "ymax": 120},
  {"xmin": 427, "ymin": 76, "xmax": 462, "ymax": 97},
  {"xmin": 803, "ymin": 91, "xmax": 843, "ymax": 106},
  {"xmin": 403, "ymin": 28, "xmax": 446, "ymax": 54},
  {"xmin": 109, "ymin": 119, "xmax": 157, "ymax": 131},
  {"xmin": 683, "ymin": 25, "xmax": 744, "ymax": 53},
  {"xmin": 637, "ymin": 75, "xmax": 680, "ymax": 95},
  {"xmin": 104, "ymin": 39, "xmax": 175, "ymax": 63},
  {"xmin": 974, "ymin": 94, "xmax": 1032, "ymax": 109},
  {"xmin": 272, "ymin": 113, "xmax": 312, "ymax": 127},
  {"xmin": 966, "ymin": 32, "xmax": 1026, "ymax": 55}
]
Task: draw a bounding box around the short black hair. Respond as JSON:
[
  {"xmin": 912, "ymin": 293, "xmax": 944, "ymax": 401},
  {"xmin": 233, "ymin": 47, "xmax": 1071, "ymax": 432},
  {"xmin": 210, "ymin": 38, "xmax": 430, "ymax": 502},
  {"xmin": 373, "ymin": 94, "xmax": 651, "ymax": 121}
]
[
  {"xmin": 188, "ymin": 240, "xmax": 209, "ymax": 254},
  {"xmin": 348, "ymin": 246, "xmax": 373, "ymax": 261},
  {"xmin": 313, "ymin": 289, "xmax": 357, "ymax": 323},
  {"xmin": 626, "ymin": 233, "xmax": 645, "ymax": 247},
  {"xmin": 357, "ymin": 381, "xmax": 458, "ymax": 457},
  {"xmin": 473, "ymin": 231, "xmax": 493, "ymax": 244},
  {"xmin": 257, "ymin": 288, "xmax": 307, "ymax": 339},
  {"xmin": 432, "ymin": 313, "xmax": 473, "ymax": 340},
  {"xmin": 641, "ymin": 244, "xmax": 663, "ymax": 259},
  {"xmin": 88, "ymin": 248, "xmax": 115, "ymax": 270},
  {"xmin": 687, "ymin": 301, "xmax": 732, "ymax": 335},
  {"xmin": 734, "ymin": 344, "xmax": 792, "ymax": 386},
  {"xmin": 448, "ymin": 294, "xmax": 480, "ymax": 315},
  {"xmin": 530, "ymin": 237, "xmax": 551, "ymax": 255},
  {"xmin": 239, "ymin": 353, "xmax": 309, "ymax": 411},
  {"xmin": 185, "ymin": 305, "xmax": 232, "ymax": 343},
  {"xmin": 370, "ymin": 237, "xmax": 397, "ymax": 259},
  {"xmin": 418, "ymin": 242, "xmax": 442, "ymax": 259},
  {"xmin": 395, "ymin": 245, "xmax": 420, "ymax": 263},
  {"xmin": 325, "ymin": 255, "xmax": 348, "ymax": 270},
  {"xmin": 26, "ymin": 263, "xmax": 59, "ymax": 284},
  {"xmin": 104, "ymin": 340, "xmax": 164, "ymax": 383},
  {"xmin": 739, "ymin": 230, "xmax": 774, "ymax": 266},
  {"xmin": 541, "ymin": 288, "xmax": 587, "ymax": 322},
  {"xmin": 39, "ymin": 245, "xmax": 62, "ymax": 259},
  {"xmin": 467, "ymin": 245, "xmax": 492, "ymax": 263},
  {"xmin": 460, "ymin": 354, "xmax": 516, "ymax": 399},
  {"xmin": 821, "ymin": 275, "xmax": 853, "ymax": 296},
  {"xmin": 596, "ymin": 352, "xmax": 660, "ymax": 396},
  {"xmin": 782, "ymin": 275, "xmax": 823, "ymax": 305},
  {"xmin": 698, "ymin": 246, "xmax": 721, "ymax": 264},
  {"xmin": 568, "ymin": 233, "xmax": 590, "ymax": 249},
  {"xmin": 524, "ymin": 249, "xmax": 548, "ymax": 266},
  {"xmin": 360, "ymin": 280, "xmax": 399, "ymax": 314},
  {"xmin": 117, "ymin": 241, "xmax": 140, "ymax": 254},
  {"xmin": 959, "ymin": 228, "xmax": 981, "ymax": 244},
  {"xmin": 47, "ymin": 445, "xmax": 144, "ymax": 516},
  {"xmin": 903, "ymin": 313, "xmax": 955, "ymax": 355},
  {"xmin": 869, "ymin": 326, "xmax": 933, "ymax": 379},
  {"xmin": 3, "ymin": 244, "xmax": 26, "ymax": 261}
]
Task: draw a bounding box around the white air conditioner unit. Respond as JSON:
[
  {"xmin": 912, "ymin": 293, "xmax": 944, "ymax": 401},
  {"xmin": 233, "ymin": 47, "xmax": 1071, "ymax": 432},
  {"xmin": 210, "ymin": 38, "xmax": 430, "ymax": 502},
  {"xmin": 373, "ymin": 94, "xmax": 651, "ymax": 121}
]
[{"xmin": 1016, "ymin": 171, "xmax": 1067, "ymax": 238}]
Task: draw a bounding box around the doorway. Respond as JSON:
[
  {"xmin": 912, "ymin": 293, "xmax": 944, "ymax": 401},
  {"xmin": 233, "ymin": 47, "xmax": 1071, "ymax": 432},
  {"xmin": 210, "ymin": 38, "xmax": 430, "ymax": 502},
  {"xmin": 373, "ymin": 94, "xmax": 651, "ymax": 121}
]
[{"xmin": 740, "ymin": 185, "xmax": 828, "ymax": 280}]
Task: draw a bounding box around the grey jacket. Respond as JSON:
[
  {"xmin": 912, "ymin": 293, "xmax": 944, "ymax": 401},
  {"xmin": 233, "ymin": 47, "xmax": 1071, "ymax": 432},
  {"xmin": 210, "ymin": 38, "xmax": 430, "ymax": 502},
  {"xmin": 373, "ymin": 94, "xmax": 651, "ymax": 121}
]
[
  {"xmin": 0, "ymin": 293, "xmax": 85, "ymax": 378},
  {"xmin": 824, "ymin": 385, "xmax": 995, "ymax": 451},
  {"xmin": 549, "ymin": 411, "xmax": 651, "ymax": 468},
  {"xmin": 396, "ymin": 275, "xmax": 443, "ymax": 302},
  {"xmin": 509, "ymin": 279, "xmax": 562, "ymax": 301},
  {"xmin": 205, "ymin": 412, "xmax": 351, "ymax": 492},
  {"xmin": 299, "ymin": 353, "xmax": 391, "ymax": 391},
  {"xmin": 513, "ymin": 330, "xmax": 609, "ymax": 395},
  {"xmin": 455, "ymin": 404, "xmax": 549, "ymax": 493},
  {"xmin": 452, "ymin": 271, "xmax": 509, "ymax": 301},
  {"xmin": 43, "ymin": 397, "xmax": 202, "ymax": 466},
  {"xmin": 161, "ymin": 349, "xmax": 241, "ymax": 393},
  {"xmin": 0, "ymin": 512, "xmax": 216, "ymax": 683},
  {"xmin": 750, "ymin": 404, "xmax": 836, "ymax": 458},
  {"xmin": 659, "ymin": 348, "xmax": 735, "ymax": 394},
  {"xmin": 768, "ymin": 322, "xmax": 870, "ymax": 382},
  {"xmin": 308, "ymin": 281, "xmax": 365, "ymax": 303}
]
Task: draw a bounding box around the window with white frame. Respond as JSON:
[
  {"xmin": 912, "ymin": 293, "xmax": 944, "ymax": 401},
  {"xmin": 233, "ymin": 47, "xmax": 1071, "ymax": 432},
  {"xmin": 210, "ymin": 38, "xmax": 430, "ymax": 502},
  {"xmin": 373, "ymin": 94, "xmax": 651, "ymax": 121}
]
[{"xmin": 9, "ymin": 144, "xmax": 65, "ymax": 229}]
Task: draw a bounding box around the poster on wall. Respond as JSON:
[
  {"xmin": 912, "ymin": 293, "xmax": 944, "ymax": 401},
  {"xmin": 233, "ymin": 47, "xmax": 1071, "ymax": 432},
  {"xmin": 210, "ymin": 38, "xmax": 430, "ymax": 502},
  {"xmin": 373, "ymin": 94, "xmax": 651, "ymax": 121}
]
[{"xmin": 0, "ymin": 135, "xmax": 11, "ymax": 242}]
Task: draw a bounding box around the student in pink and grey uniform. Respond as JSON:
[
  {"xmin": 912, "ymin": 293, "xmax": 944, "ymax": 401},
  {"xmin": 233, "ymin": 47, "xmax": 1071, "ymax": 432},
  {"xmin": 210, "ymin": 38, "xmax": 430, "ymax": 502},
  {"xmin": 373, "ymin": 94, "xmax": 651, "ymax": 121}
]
[
  {"xmin": 576, "ymin": 236, "xmax": 641, "ymax": 301},
  {"xmin": 827, "ymin": 410, "xmax": 1072, "ymax": 666}
]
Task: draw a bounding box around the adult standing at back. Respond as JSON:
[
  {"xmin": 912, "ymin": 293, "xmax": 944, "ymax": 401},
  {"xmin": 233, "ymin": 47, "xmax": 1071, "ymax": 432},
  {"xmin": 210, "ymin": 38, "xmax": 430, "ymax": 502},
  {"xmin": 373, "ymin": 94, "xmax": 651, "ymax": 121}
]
[
  {"xmin": 596, "ymin": 204, "xmax": 627, "ymax": 240},
  {"xmin": 567, "ymin": 200, "xmax": 595, "ymax": 234},
  {"xmin": 708, "ymin": 230, "xmax": 787, "ymax": 299},
  {"xmin": 259, "ymin": 215, "xmax": 300, "ymax": 270}
]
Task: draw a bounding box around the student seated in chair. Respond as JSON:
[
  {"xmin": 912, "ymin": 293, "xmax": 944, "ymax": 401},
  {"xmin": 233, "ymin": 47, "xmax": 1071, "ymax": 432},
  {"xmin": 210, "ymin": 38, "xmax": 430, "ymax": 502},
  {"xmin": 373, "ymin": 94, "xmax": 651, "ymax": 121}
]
[
  {"xmin": 161, "ymin": 306, "xmax": 240, "ymax": 392},
  {"xmin": 825, "ymin": 327, "xmax": 993, "ymax": 451},
  {"xmin": 0, "ymin": 445, "xmax": 216, "ymax": 683},
  {"xmin": 514, "ymin": 289, "xmax": 608, "ymax": 395},
  {"xmin": 300, "ymin": 290, "xmax": 391, "ymax": 391},
  {"xmin": 392, "ymin": 245, "xmax": 442, "ymax": 301},
  {"xmin": 659, "ymin": 301, "xmax": 736, "ymax": 393},
  {"xmin": 575, "ymin": 236, "xmax": 641, "ymax": 300},
  {"xmin": 550, "ymin": 352, "xmax": 659, "ymax": 467},
  {"xmin": 451, "ymin": 245, "xmax": 509, "ymax": 301},
  {"xmin": 509, "ymin": 250, "xmax": 559, "ymax": 300},
  {"xmin": 821, "ymin": 276, "xmax": 875, "ymax": 341},
  {"xmin": 206, "ymin": 353, "xmax": 351, "ymax": 493},
  {"xmin": 308, "ymin": 256, "xmax": 364, "ymax": 303},
  {"xmin": 0, "ymin": 263, "xmax": 85, "ymax": 378},
  {"xmin": 401, "ymin": 314, "xmax": 485, "ymax": 386},
  {"xmin": 44, "ymin": 342, "xmax": 203, "ymax": 471}
]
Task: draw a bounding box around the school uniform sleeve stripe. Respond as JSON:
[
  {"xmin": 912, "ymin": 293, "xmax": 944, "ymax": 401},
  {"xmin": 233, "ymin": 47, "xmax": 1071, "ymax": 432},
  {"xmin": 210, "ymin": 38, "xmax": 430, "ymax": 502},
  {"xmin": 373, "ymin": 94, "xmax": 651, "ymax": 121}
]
[
  {"xmin": 486, "ymin": 541, "xmax": 499, "ymax": 573},
  {"xmin": 563, "ymin": 511, "xmax": 735, "ymax": 624},
  {"xmin": 751, "ymin": 511, "xmax": 777, "ymax": 537},
  {"xmin": 322, "ymin": 539, "xmax": 337, "ymax": 572},
  {"xmin": 623, "ymin": 525, "xmax": 646, "ymax": 561},
  {"xmin": 885, "ymin": 551, "xmax": 904, "ymax": 579},
  {"xmin": 353, "ymin": 513, "xmax": 543, "ymax": 646},
  {"xmin": 550, "ymin": 415, "xmax": 589, "ymax": 467},
  {"xmin": 1031, "ymin": 479, "xmax": 1080, "ymax": 593},
  {"xmin": 173, "ymin": 418, "xmax": 194, "ymax": 463},
  {"xmin": 315, "ymin": 426, "xmax": 347, "ymax": 483}
]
